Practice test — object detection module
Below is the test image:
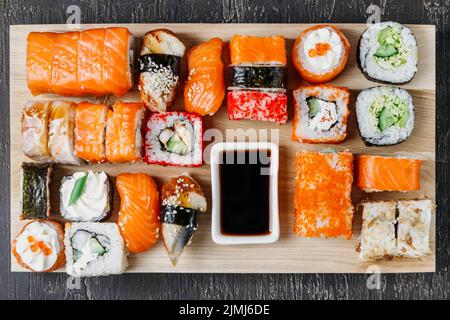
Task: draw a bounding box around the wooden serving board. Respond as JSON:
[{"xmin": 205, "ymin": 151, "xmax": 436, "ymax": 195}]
[{"xmin": 10, "ymin": 23, "xmax": 436, "ymax": 273}]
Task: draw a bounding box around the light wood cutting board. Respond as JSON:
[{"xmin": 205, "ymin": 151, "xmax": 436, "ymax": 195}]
[{"xmin": 10, "ymin": 23, "xmax": 436, "ymax": 273}]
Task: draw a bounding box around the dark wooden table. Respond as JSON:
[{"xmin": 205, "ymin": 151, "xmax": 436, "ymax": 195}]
[{"xmin": 1, "ymin": 0, "xmax": 448, "ymax": 300}]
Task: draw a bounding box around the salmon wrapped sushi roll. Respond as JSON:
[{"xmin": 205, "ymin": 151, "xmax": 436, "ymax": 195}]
[
  {"xmin": 117, "ymin": 173, "xmax": 160, "ymax": 254},
  {"xmin": 26, "ymin": 27, "xmax": 134, "ymax": 97},
  {"xmin": 48, "ymin": 101, "xmax": 82, "ymax": 165},
  {"xmin": 230, "ymin": 35, "xmax": 287, "ymax": 66},
  {"xmin": 105, "ymin": 101, "xmax": 145, "ymax": 163},
  {"xmin": 184, "ymin": 37, "xmax": 225, "ymax": 116},
  {"xmin": 294, "ymin": 150, "xmax": 354, "ymax": 239},
  {"xmin": 12, "ymin": 220, "xmax": 65, "ymax": 272},
  {"xmin": 161, "ymin": 175, "xmax": 207, "ymax": 266},
  {"xmin": 138, "ymin": 29, "xmax": 186, "ymax": 112},
  {"xmin": 74, "ymin": 102, "xmax": 108, "ymax": 163},
  {"xmin": 145, "ymin": 111, "xmax": 203, "ymax": 167},
  {"xmin": 356, "ymin": 155, "xmax": 422, "ymax": 192},
  {"xmin": 292, "ymin": 85, "xmax": 350, "ymax": 143},
  {"xmin": 21, "ymin": 101, "xmax": 52, "ymax": 162},
  {"xmin": 292, "ymin": 25, "xmax": 350, "ymax": 84}
]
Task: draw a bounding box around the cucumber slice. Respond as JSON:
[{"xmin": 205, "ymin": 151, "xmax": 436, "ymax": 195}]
[
  {"xmin": 378, "ymin": 107, "xmax": 397, "ymax": 131},
  {"xmin": 374, "ymin": 44, "xmax": 397, "ymax": 58},
  {"xmin": 397, "ymin": 109, "xmax": 409, "ymax": 128},
  {"xmin": 89, "ymin": 237, "xmax": 106, "ymax": 255},
  {"xmin": 73, "ymin": 249, "xmax": 82, "ymax": 262},
  {"xmin": 377, "ymin": 27, "xmax": 392, "ymax": 44},
  {"xmin": 307, "ymin": 98, "xmax": 322, "ymax": 118},
  {"xmin": 166, "ymin": 134, "xmax": 188, "ymax": 155}
]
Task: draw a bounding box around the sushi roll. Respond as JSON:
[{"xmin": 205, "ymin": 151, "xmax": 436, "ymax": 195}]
[
  {"xmin": 294, "ymin": 150, "xmax": 354, "ymax": 239},
  {"xmin": 117, "ymin": 173, "xmax": 160, "ymax": 254},
  {"xmin": 161, "ymin": 175, "xmax": 207, "ymax": 266},
  {"xmin": 356, "ymin": 86, "xmax": 414, "ymax": 146},
  {"xmin": 138, "ymin": 29, "xmax": 186, "ymax": 112},
  {"xmin": 21, "ymin": 162, "xmax": 52, "ymax": 220},
  {"xmin": 358, "ymin": 22, "xmax": 418, "ymax": 84},
  {"xmin": 48, "ymin": 101, "xmax": 83, "ymax": 165},
  {"xmin": 21, "ymin": 101, "xmax": 52, "ymax": 162},
  {"xmin": 292, "ymin": 24, "xmax": 350, "ymax": 84},
  {"xmin": 292, "ymin": 85, "xmax": 350, "ymax": 144},
  {"xmin": 65, "ymin": 222, "xmax": 128, "ymax": 277},
  {"xmin": 184, "ymin": 37, "xmax": 225, "ymax": 116},
  {"xmin": 105, "ymin": 101, "xmax": 146, "ymax": 163},
  {"xmin": 358, "ymin": 199, "xmax": 433, "ymax": 261},
  {"xmin": 356, "ymin": 155, "xmax": 422, "ymax": 192},
  {"xmin": 74, "ymin": 102, "xmax": 108, "ymax": 163},
  {"xmin": 60, "ymin": 171, "xmax": 113, "ymax": 222},
  {"xmin": 12, "ymin": 220, "xmax": 65, "ymax": 272},
  {"xmin": 227, "ymin": 90, "xmax": 288, "ymax": 124},
  {"xmin": 144, "ymin": 111, "xmax": 203, "ymax": 167},
  {"xmin": 27, "ymin": 27, "xmax": 134, "ymax": 97},
  {"xmin": 227, "ymin": 35, "xmax": 288, "ymax": 124}
]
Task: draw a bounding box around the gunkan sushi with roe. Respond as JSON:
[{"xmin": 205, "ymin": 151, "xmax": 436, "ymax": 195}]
[
  {"xmin": 358, "ymin": 22, "xmax": 418, "ymax": 84},
  {"xmin": 356, "ymin": 86, "xmax": 414, "ymax": 146}
]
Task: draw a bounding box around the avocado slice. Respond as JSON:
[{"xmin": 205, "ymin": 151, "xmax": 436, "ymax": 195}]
[
  {"xmin": 396, "ymin": 110, "xmax": 409, "ymax": 128},
  {"xmin": 374, "ymin": 44, "xmax": 397, "ymax": 58},
  {"xmin": 307, "ymin": 98, "xmax": 322, "ymax": 118},
  {"xmin": 166, "ymin": 134, "xmax": 188, "ymax": 155},
  {"xmin": 378, "ymin": 107, "xmax": 397, "ymax": 131},
  {"xmin": 89, "ymin": 237, "xmax": 106, "ymax": 256}
]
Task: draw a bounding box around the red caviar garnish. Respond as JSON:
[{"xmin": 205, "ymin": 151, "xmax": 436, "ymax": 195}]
[
  {"xmin": 27, "ymin": 236, "xmax": 35, "ymax": 243},
  {"xmin": 308, "ymin": 42, "xmax": 331, "ymax": 57}
]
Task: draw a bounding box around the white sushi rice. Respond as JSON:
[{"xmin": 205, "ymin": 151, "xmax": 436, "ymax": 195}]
[
  {"xmin": 356, "ymin": 86, "xmax": 414, "ymax": 145},
  {"xmin": 65, "ymin": 222, "xmax": 128, "ymax": 277},
  {"xmin": 293, "ymin": 86, "xmax": 349, "ymax": 142},
  {"xmin": 359, "ymin": 22, "xmax": 418, "ymax": 84},
  {"xmin": 145, "ymin": 113, "xmax": 202, "ymax": 166}
]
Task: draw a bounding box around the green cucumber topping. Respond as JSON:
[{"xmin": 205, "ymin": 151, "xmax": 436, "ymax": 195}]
[
  {"xmin": 307, "ymin": 98, "xmax": 322, "ymax": 118},
  {"xmin": 88, "ymin": 238, "xmax": 106, "ymax": 255},
  {"xmin": 373, "ymin": 25, "xmax": 408, "ymax": 69},
  {"xmin": 370, "ymin": 94, "xmax": 409, "ymax": 132},
  {"xmin": 166, "ymin": 134, "xmax": 188, "ymax": 155},
  {"xmin": 68, "ymin": 173, "xmax": 88, "ymax": 206}
]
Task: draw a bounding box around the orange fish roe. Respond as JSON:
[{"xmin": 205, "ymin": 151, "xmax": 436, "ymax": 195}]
[
  {"xmin": 308, "ymin": 42, "xmax": 331, "ymax": 57},
  {"xmin": 294, "ymin": 151, "xmax": 354, "ymax": 239},
  {"xmin": 28, "ymin": 239, "xmax": 52, "ymax": 256},
  {"xmin": 27, "ymin": 235, "xmax": 35, "ymax": 243}
]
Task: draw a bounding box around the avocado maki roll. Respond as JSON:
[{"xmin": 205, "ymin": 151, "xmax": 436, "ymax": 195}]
[
  {"xmin": 229, "ymin": 66, "xmax": 287, "ymax": 91},
  {"xmin": 356, "ymin": 86, "xmax": 414, "ymax": 146},
  {"xmin": 20, "ymin": 162, "xmax": 52, "ymax": 220},
  {"xmin": 60, "ymin": 171, "xmax": 113, "ymax": 222},
  {"xmin": 358, "ymin": 22, "xmax": 418, "ymax": 84}
]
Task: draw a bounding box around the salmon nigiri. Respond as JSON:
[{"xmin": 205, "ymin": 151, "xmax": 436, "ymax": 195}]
[
  {"xmin": 356, "ymin": 155, "xmax": 422, "ymax": 192},
  {"xmin": 74, "ymin": 102, "xmax": 108, "ymax": 163},
  {"xmin": 229, "ymin": 35, "xmax": 286, "ymax": 65},
  {"xmin": 105, "ymin": 101, "xmax": 145, "ymax": 163},
  {"xmin": 184, "ymin": 37, "xmax": 225, "ymax": 116},
  {"xmin": 117, "ymin": 173, "xmax": 160, "ymax": 254}
]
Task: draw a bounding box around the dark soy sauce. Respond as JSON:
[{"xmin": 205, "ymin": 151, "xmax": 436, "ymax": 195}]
[{"xmin": 219, "ymin": 150, "xmax": 271, "ymax": 236}]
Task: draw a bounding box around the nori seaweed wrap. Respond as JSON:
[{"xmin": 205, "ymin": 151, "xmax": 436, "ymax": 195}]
[
  {"xmin": 230, "ymin": 66, "xmax": 287, "ymax": 90},
  {"xmin": 20, "ymin": 162, "xmax": 52, "ymax": 220},
  {"xmin": 138, "ymin": 53, "xmax": 181, "ymax": 76}
]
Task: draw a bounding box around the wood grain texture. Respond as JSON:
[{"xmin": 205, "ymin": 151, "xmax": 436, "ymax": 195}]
[
  {"xmin": 9, "ymin": 23, "xmax": 436, "ymax": 274},
  {"xmin": 0, "ymin": 0, "xmax": 449, "ymax": 300}
]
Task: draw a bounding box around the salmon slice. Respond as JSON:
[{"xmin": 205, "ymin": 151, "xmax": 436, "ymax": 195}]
[
  {"xmin": 184, "ymin": 37, "xmax": 225, "ymax": 116},
  {"xmin": 105, "ymin": 101, "xmax": 145, "ymax": 163},
  {"xmin": 74, "ymin": 102, "xmax": 108, "ymax": 163},
  {"xmin": 229, "ymin": 35, "xmax": 286, "ymax": 65},
  {"xmin": 26, "ymin": 32, "xmax": 56, "ymax": 95},
  {"xmin": 117, "ymin": 173, "xmax": 160, "ymax": 254},
  {"xmin": 51, "ymin": 32, "xmax": 81, "ymax": 96},
  {"xmin": 357, "ymin": 155, "xmax": 422, "ymax": 192},
  {"xmin": 78, "ymin": 28, "xmax": 105, "ymax": 95},
  {"xmin": 103, "ymin": 28, "xmax": 133, "ymax": 97}
]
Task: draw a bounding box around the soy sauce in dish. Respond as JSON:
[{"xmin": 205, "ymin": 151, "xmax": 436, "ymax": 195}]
[{"xmin": 219, "ymin": 150, "xmax": 271, "ymax": 236}]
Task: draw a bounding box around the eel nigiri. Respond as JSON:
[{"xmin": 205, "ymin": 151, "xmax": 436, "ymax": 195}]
[
  {"xmin": 26, "ymin": 27, "xmax": 134, "ymax": 97},
  {"xmin": 21, "ymin": 101, "xmax": 52, "ymax": 162},
  {"xmin": 138, "ymin": 29, "xmax": 186, "ymax": 112},
  {"xmin": 48, "ymin": 101, "xmax": 82, "ymax": 165},
  {"xmin": 161, "ymin": 175, "xmax": 207, "ymax": 266},
  {"xmin": 117, "ymin": 173, "xmax": 160, "ymax": 254},
  {"xmin": 74, "ymin": 102, "xmax": 108, "ymax": 163},
  {"xmin": 105, "ymin": 101, "xmax": 145, "ymax": 163},
  {"xmin": 356, "ymin": 155, "xmax": 422, "ymax": 192},
  {"xmin": 184, "ymin": 37, "xmax": 225, "ymax": 116}
]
